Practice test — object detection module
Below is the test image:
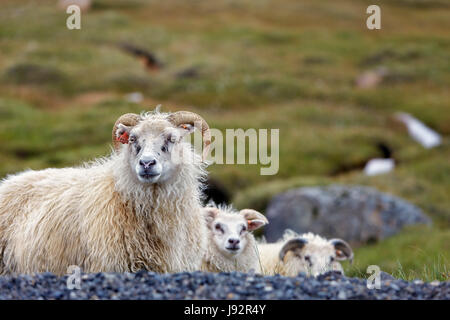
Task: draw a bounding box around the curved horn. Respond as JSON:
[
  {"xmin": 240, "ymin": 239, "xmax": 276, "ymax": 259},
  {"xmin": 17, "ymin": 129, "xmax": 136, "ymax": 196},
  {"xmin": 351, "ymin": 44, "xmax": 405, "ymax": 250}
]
[
  {"xmin": 112, "ymin": 113, "xmax": 140, "ymax": 150},
  {"xmin": 167, "ymin": 111, "xmax": 211, "ymax": 161},
  {"xmin": 279, "ymin": 238, "xmax": 307, "ymax": 262}
]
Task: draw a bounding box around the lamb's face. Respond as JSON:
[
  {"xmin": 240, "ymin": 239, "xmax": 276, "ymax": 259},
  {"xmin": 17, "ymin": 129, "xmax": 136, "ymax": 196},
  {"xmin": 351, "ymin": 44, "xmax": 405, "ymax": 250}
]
[
  {"xmin": 211, "ymin": 213, "xmax": 249, "ymax": 256},
  {"xmin": 116, "ymin": 119, "xmax": 194, "ymax": 184},
  {"xmin": 204, "ymin": 207, "xmax": 268, "ymax": 258},
  {"xmin": 282, "ymin": 242, "xmax": 340, "ymax": 277},
  {"xmin": 279, "ymin": 236, "xmax": 353, "ymax": 277}
]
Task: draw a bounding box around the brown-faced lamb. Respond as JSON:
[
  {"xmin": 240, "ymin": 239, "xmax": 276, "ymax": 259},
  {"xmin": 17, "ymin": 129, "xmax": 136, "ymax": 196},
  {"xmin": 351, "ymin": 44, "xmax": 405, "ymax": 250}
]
[
  {"xmin": 0, "ymin": 108, "xmax": 211, "ymax": 275},
  {"xmin": 201, "ymin": 205, "xmax": 268, "ymax": 273},
  {"xmin": 258, "ymin": 230, "xmax": 353, "ymax": 277}
]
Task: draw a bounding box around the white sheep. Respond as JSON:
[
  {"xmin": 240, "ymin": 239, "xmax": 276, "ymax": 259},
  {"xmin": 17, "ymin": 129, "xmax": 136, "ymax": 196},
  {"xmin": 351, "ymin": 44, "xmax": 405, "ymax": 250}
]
[
  {"xmin": 0, "ymin": 108, "xmax": 212, "ymax": 275},
  {"xmin": 201, "ymin": 205, "xmax": 268, "ymax": 273},
  {"xmin": 258, "ymin": 230, "xmax": 353, "ymax": 277}
]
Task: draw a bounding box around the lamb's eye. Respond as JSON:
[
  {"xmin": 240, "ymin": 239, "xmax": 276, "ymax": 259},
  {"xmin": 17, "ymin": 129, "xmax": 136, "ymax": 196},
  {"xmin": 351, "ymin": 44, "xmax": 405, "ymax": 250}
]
[
  {"xmin": 305, "ymin": 255, "xmax": 312, "ymax": 267},
  {"xmin": 215, "ymin": 224, "xmax": 223, "ymax": 233},
  {"xmin": 330, "ymin": 257, "xmax": 335, "ymax": 263},
  {"xmin": 135, "ymin": 145, "xmax": 141, "ymax": 154},
  {"xmin": 161, "ymin": 145, "xmax": 168, "ymax": 152},
  {"xmin": 129, "ymin": 135, "xmax": 136, "ymax": 143},
  {"xmin": 240, "ymin": 226, "xmax": 247, "ymax": 234}
]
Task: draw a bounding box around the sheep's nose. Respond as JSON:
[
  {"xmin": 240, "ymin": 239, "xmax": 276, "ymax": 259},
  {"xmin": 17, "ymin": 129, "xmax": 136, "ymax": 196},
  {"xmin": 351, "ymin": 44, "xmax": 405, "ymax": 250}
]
[
  {"xmin": 139, "ymin": 158, "xmax": 157, "ymax": 169},
  {"xmin": 228, "ymin": 238, "xmax": 240, "ymax": 246}
]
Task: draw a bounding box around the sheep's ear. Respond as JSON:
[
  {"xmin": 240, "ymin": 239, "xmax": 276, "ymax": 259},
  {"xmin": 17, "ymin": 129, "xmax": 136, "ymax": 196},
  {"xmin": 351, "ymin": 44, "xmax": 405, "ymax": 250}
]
[
  {"xmin": 330, "ymin": 239, "xmax": 354, "ymax": 263},
  {"xmin": 279, "ymin": 238, "xmax": 307, "ymax": 262},
  {"xmin": 202, "ymin": 207, "xmax": 220, "ymax": 227},
  {"xmin": 115, "ymin": 124, "xmax": 132, "ymax": 145},
  {"xmin": 240, "ymin": 209, "xmax": 268, "ymax": 232}
]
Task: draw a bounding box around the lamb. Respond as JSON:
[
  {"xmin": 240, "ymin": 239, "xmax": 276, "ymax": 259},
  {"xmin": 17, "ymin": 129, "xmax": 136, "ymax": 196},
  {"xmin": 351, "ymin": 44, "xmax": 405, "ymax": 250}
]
[
  {"xmin": 258, "ymin": 230, "xmax": 353, "ymax": 277},
  {"xmin": 201, "ymin": 205, "xmax": 268, "ymax": 273},
  {"xmin": 0, "ymin": 108, "xmax": 212, "ymax": 275}
]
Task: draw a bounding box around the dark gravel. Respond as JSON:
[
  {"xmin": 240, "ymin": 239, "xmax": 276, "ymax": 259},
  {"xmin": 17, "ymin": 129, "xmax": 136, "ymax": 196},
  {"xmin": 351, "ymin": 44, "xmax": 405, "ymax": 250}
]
[{"xmin": 0, "ymin": 271, "xmax": 448, "ymax": 300}]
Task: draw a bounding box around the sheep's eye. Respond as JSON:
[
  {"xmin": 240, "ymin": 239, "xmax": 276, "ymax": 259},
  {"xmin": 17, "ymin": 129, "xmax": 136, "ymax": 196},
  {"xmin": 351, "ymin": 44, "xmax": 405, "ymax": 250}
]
[
  {"xmin": 304, "ymin": 255, "xmax": 311, "ymax": 262},
  {"xmin": 166, "ymin": 134, "xmax": 176, "ymax": 144},
  {"xmin": 214, "ymin": 224, "xmax": 223, "ymax": 233},
  {"xmin": 135, "ymin": 145, "xmax": 141, "ymax": 154},
  {"xmin": 240, "ymin": 226, "xmax": 247, "ymax": 235},
  {"xmin": 129, "ymin": 135, "xmax": 136, "ymax": 143},
  {"xmin": 161, "ymin": 145, "xmax": 168, "ymax": 152}
]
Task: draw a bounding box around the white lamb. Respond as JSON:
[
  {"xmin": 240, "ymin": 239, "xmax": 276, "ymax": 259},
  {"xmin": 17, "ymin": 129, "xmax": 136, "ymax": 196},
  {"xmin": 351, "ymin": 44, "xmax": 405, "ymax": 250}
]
[
  {"xmin": 0, "ymin": 108, "xmax": 211, "ymax": 275},
  {"xmin": 258, "ymin": 230, "xmax": 353, "ymax": 277},
  {"xmin": 201, "ymin": 205, "xmax": 268, "ymax": 273}
]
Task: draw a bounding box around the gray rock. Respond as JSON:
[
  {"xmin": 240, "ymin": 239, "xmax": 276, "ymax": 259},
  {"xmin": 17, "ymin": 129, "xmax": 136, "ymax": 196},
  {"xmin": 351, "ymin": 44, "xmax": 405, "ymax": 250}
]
[
  {"xmin": 380, "ymin": 271, "xmax": 396, "ymax": 281},
  {"xmin": 264, "ymin": 185, "xmax": 431, "ymax": 244}
]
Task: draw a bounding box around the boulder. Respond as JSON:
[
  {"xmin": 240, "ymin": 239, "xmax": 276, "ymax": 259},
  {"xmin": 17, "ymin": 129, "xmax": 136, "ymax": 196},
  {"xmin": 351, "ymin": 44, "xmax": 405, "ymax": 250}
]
[{"xmin": 264, "ymin": 185, "xmax": 431, "ymax": 245}]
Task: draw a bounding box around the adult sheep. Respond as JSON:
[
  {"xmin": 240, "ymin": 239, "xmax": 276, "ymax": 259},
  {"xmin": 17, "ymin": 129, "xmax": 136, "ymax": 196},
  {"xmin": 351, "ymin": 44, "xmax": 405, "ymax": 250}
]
[{"xmin": 0, "ymin": 108, "xmax": 211, "ymax": 275}]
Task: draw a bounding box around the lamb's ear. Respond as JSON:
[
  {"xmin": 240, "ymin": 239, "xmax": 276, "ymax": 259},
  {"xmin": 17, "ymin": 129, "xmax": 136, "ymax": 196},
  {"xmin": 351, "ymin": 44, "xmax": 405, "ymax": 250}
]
[
  {"xmin": 279, "ymin": 238, "xmax": 307, "ymax": 262},
  {"xmin": 330, "ymin": 239, "xmax": 354, "ymax": 263},
  {"xmin": 115, "ymin": 124, "xmax": 132, "ymax": 145},
  {"xmin": 202, "ymin": 207, "xmax": 220, "ymax": 227},
  {"xmin": 240, "ymin": 209, "xmax": 268, "ymax": 232}
]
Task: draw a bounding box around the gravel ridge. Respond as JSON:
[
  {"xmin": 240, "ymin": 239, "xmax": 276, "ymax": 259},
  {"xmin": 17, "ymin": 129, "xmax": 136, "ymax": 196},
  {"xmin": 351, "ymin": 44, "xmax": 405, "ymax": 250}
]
[{"xmin": 0, "ymin": 271, "xmax": 448, "ymax": 300}]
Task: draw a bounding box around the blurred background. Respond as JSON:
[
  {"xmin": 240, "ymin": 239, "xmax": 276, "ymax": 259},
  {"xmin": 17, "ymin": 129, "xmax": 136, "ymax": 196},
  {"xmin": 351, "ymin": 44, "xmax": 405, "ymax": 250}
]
[{"xmin": 0, "ymin": 0, "xmax": 448, "ymax": 280}]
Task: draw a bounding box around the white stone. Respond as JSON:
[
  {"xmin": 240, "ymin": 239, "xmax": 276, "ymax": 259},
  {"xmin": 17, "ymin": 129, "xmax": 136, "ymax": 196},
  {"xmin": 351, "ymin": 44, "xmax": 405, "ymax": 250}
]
[
  {"xmin": 125, "ymin": 92, "xmax": 144, "ymax": 104},
  {"xmin": 395, "ymin": 112, "xmax": 441, "ymax": 149},
  {"xmin": 364, "ymin": 158, "xmax": 395, "ymax": 176}
]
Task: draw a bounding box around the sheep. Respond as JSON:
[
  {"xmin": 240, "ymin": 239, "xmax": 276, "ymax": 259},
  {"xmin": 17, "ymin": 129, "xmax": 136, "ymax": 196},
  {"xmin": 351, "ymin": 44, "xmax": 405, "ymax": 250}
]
[
  {"xmin": 201, "ymin": 205, "xmax": 268, "ymax": 273},
  {"xmin": 0, "ymin": 108, "xmax": 212, "ymax": 275},
  {"xmin": 258, "ymin": 230, "xmax": 353, "ymax": 277}
]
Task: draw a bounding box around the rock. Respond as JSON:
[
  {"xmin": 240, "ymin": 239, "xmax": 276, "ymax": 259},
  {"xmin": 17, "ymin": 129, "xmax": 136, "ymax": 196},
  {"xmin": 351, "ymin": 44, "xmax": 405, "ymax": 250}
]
[
  {"xmin": 364, "ymin": 158, "xmax": 395, "ymax": 176},
  {"xmin": 125, "ymin": 92, "xmax": 144, "ymax": 104},
  {"xmin": 264, "ymin": 185, "xmax": 431, "ymax": 244},
  {"xmin": 355, "ymin": 67, "xmax": 388, "ymax": 89},
  {"xmin": 395, "ymin": 112, "xmax": 442, "ymax": 149},
  {"xmin": 380, "ymin": 271, "xmax": 396, "ymax": 281},
  {"xmin": 355, "ymin": 67, "xmax": 414, "ymax": 89},
  {"xmin": 337, "ymin": 290, "xmax": 347, "ymax": 299}
]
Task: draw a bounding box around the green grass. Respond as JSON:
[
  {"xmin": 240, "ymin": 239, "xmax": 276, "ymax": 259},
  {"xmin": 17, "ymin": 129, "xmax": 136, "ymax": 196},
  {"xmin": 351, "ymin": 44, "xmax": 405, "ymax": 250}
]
[
  {"xmin": 0, "ymin": 0, "xmax": 448, "ymax": 281},
  {"xmin": 346, "ymin": 226, "xmax": 449, "ymax": 282}
]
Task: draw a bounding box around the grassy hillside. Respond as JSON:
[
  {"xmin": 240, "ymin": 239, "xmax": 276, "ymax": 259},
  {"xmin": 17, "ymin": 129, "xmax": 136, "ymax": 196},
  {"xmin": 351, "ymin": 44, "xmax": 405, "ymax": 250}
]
[{"xmin": 0, "ymin": 0, "xmax": 448, "ymax": 281}]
